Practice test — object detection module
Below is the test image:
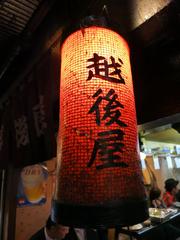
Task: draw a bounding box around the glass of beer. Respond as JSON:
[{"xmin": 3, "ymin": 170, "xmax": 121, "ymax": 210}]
[{"xmin": 21, "ymin": 164, "xmax": 45, "ymax": 203}]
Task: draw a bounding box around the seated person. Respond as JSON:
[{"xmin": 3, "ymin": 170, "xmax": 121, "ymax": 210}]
[
  {"xmin": 149, "ymin": 187, "xmax": 166, "ymax": 208},
  {"xmin": 29, "ymin": 216, "xmax": 69, "ymax": 240},
  {"xmin": 30, "ymin": 216, "xmax": 99, "ymax": 240},
  {"xmin": 148, "ymin": 187, "xmax": 180, "ymax": 240},
  {"xmin": 163, "ymin": 178, "xmax": 179, "ymax": 207}
]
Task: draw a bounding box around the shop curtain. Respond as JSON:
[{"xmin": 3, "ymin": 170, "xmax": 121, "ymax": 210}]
[{"xmin": 0, "ymin": 49, "xmax": 58, "ymax": 168}]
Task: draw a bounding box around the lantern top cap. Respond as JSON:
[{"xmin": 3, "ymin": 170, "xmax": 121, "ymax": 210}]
[
  {"xmin": 61, "ymin": 16, "xmax": 107, "ymax": 42},
  {"xmin": 80, "ymin": 15, "xmax": 107, "ymax": 28},
  {"xmin": 61, "ymin": 15, "xmax": 128, "ymax": 44}
]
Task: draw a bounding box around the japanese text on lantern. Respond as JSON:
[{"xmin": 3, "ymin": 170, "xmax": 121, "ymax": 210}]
[{"xmin": 87, "ymin": 53, "xmax": 128, "ymax": 170}]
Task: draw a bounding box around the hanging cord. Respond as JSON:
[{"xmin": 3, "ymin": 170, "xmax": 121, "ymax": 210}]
[{"xmin": 100, "ymin": 5, "xmax": 110, "ymax": 22}]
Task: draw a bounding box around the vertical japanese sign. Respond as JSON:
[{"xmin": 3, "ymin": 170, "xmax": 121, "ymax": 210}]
[
  {"xmin": 27, "ymin": 54, "xmax": 56, "ymax": 165},
  {"xmin": 11, "ymin": 88, "xmax": 33, "ymax": 167},
  {"xmin": 54, "ymin": 26, "xmax": 147, "ymax": 226}
]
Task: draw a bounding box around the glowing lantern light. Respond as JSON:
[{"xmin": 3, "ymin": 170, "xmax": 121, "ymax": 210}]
[{"xmin": 52, "ymin": 25, "xmax": 148, "ymax": 227}]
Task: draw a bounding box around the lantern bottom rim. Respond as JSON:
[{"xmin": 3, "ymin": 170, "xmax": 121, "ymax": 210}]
[{"xmin": 51, "ymin": 198, "xmax": 148, "ymax": 228}]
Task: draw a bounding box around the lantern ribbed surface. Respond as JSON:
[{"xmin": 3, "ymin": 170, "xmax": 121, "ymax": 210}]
[{"xmin": 52, "ymin": 26, "xmax": 148, "ymax": 227}]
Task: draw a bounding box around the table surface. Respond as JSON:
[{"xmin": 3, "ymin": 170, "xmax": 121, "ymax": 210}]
[{"xmin": 118, "ymin": 210, "xmax": 180, "ymax": 239}]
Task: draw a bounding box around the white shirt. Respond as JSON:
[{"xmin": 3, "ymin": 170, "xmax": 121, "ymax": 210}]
[
  {"xmin": 75, "ymin": 228, "xmax": 86, "ymax": 240},
  {"xmin": 44, "ymin": 227, "xmax": 53, "ymax": 240},
  {"xmin": 44, "ymin": 226, "xmax": 93, "ymax": 240}
]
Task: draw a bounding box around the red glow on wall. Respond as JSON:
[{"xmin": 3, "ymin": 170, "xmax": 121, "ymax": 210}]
[{"xmin": 58, "ymin": 26, "xmax": 145, "ymax": 205}]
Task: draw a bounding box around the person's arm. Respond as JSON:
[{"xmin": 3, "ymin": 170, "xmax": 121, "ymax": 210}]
[
  {"xmin": 152, "ymin": 199, "xmax": 158, "ymax": 208},
  {"xmin": 161, "ymin": 199, "xmax": 167, "ymax": 208}
]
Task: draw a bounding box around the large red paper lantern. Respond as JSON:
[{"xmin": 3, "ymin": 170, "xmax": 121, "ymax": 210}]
[{"xmin": 52, "ymin": 25, "xmax": 148, "ymax": 227}]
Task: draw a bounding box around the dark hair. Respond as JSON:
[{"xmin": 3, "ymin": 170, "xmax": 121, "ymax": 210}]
[
  {"xmin": 149, "ymin": 188, "xmax": 161, "ymax": 202},
  {"xmin": 165, "ymin": 178, "xmax": 179, "ymax": 192},
  {"xmin": 46, "ymin": 216, "xmax": 56, "ymax": 230}
]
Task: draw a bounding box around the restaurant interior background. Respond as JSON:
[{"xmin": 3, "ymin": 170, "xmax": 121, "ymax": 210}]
[{"xmin": 0, "ymin": 0, "xmax": 179, "ymax": 239}]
